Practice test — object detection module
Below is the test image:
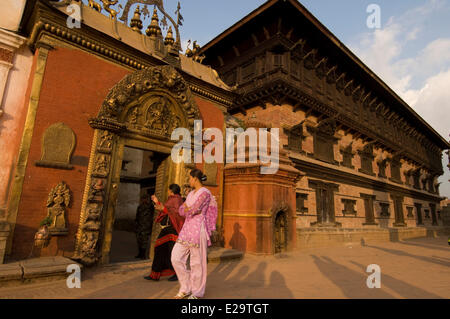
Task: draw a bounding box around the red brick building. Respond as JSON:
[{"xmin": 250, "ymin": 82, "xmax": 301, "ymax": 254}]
[{"xmin": 0, "ymin": 0, "xmax": 448, "ymax": 266}]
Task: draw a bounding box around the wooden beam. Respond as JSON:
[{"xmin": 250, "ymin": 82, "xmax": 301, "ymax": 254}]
[
  {"xmin": 232, "ymin": 46, "xmax": 240, "ymax": 57},
  {"xmin": 315, "ymin": 57, "xmax": 327, "ymax": 69},
  {"xmin": 344, "ymin": 79, "xmax": 353, "ymax": 91},
  {"xmin": 292, "ymin": 102, "xmax": 302, "ymax": 113},
  {"xmin": 286, "ymin": 27, "xmax": 294, "ymax": 39},
  {"xmin": 217, "ymin": 56, "xmax": 224, "ymax": 67},
  {"xmin": 251, "ymin": 33, "xmax": 259, "ymax": 46},
  {"xmin": 263, "ymin": 26, "xmax": 270, "ymax": 40},
  {"xmin": 336, "ymin": 73, "xmax": 346, "ymax": 83}
]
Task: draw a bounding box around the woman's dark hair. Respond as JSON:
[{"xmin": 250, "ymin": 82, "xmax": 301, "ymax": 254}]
[
  {"xmin": 190, "ymin": 169, "xmax": 207, "ymax": 183},
  {"xmin": 169, "ymin": 184, "xmax": 181, "ymax": 195}
]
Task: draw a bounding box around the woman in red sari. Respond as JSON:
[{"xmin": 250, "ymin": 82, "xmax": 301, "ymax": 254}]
[{"xmin": 144, "ymin": 184, "xmax": 184, "ymax": 281}]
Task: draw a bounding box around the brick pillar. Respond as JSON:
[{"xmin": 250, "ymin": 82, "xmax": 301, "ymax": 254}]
[{"xmin": 222, "ymin": 121, "xmax": 303, "ymax": 254}]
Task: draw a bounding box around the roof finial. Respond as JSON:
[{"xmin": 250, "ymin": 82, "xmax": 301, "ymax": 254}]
[
  {"xmin": 130, "ymin": 5, "xmax": 143, "ymax": 33},
  {"xmin": 146, "ymin": 6, "xmax": 162, "ymax": 38},
  {"xmin": 164, "ymin": 26, "xmax": 175, "ymax": 47}
]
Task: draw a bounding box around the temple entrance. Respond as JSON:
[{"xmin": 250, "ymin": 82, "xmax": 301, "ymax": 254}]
[
  {"xmin": 274, "ymin": 211, "xmax": 288, "ymax": 253},
  {"xmin": 73, "ymin": 66, "xmax": 202, "ymax": 266},
  {"xmin": 109, "ymin": 146, "xmax": 169, "ymax": 263}
]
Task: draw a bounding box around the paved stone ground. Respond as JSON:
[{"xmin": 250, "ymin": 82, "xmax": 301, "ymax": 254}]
[{"xmin": 0, "ymin": 236, "xmax": 449, "ymax": 299}]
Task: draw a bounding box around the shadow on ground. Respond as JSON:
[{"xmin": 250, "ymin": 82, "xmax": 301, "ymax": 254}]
[
  {"xmin": 349, "ymin": 261, "xmax": 443, "ymax": 299},
  {"xmin": 310, "ymin": 255, "xmax": 395, "ymax": 298}
]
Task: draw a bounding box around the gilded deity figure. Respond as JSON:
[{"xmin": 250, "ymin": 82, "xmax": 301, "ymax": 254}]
[
  {"xmin": 94, "ymin": 154, "xmax": 109, "ymax": 175},
  {"xmin": 144, "ymin": 98, "xmax": 165, "ymax": 130},
  {"xmin": 98, "ymin": 131, "xmax": 112, "ymax": 150},
  {"xmin": 46, "ymin": 182, "xmax": 71, "ymax": 234}
]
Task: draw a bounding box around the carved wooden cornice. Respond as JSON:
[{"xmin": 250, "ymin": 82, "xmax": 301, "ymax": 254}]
[
  {"xmin": 231, "ymin": 71, "xmax": 443, "ymax": 173},
  {"xmin": 290, "ymin": 156, "xmax": 444, "ymax": 203}
]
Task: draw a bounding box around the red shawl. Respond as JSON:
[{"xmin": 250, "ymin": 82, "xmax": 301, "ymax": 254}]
[{"xmin": 155, "ymin": 194, "xmax": 185, "ymax": 235}]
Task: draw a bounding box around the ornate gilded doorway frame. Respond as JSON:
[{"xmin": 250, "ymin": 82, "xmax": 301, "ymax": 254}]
[{"xmin": 72, "ymin": 65, "xmax": 201, "ymax": 266}]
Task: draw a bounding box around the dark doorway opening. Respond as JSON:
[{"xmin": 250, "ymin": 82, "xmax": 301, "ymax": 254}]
[
  {"xmin": 274, "ymin": 211, "xmax": 288, "ymax": 254},
  {"xmin": 109, "ymin": 146, "xmax": 168, "ymax": 263}
]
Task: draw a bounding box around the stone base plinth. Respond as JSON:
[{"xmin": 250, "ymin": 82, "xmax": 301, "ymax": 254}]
[{"xmin": 296, "ymin": 226, "xmax": 450, "ymax": 249}]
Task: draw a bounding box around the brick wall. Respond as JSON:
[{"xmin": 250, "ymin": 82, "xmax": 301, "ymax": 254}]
[{"xmin": 11, "ymin": 47, "xmax": 130, "ymax": 259}]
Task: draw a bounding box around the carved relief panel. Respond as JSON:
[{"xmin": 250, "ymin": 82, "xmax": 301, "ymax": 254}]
[
  {"xmin": 123, "ymin": 94, "xmax": 183, "ymax": 138},
  {"xmin": 46, "ymin": 181, "xmax": 71, "ymax": 235},
  {"xmin": 35, "ymin": 123, "xmax": 76, "ymax": 170}
]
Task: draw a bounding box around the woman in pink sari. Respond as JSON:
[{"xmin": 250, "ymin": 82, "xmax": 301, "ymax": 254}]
[{"xmin": 171, "ymin": 169, "xmax": 218, "ymax": 299}]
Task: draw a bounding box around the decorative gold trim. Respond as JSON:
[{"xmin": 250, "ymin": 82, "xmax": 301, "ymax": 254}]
[
  {"xmin": 27, "ymin": 18, "xmax": 234, "ymax": 107},
  {"xmin": 99, "ymin": 138, "xmax": 124, "ymax": 265},
  {"xmin": 74, "ymin": 65, "xmax": 202, "ymax": 266},
  {"xmin": 74, "ymin": 129, "xmax": 99, "ymax": 252},
  {"xmin": 189, "ymin": 85, "xmax": 232, "ymax": 107},
  {"xmin": 5, "ymin": 44, "xmax": 51, "ymax": 254}
]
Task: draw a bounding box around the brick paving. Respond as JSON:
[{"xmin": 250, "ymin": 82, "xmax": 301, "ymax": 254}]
[{"xmin": 0, "ymin": 236, "xmax": 449, "ymax": 299}]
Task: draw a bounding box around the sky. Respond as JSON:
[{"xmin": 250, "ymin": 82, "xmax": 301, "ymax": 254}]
[{"xmin": 84, "ymin": 0, "xmax": 450, "ymax": 198}]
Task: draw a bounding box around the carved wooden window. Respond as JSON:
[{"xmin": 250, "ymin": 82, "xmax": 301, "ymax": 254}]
[
  {"xmin": 390, "ymin": 157, "xmax": 402, "ymax": 183},
  {"xmin": 413, "ymin": 170, "xmax": 421, "ymax": 189},
  {"xmin": 285, "ymin": 124, "xmax": 305, "ymax": 153},
  {"xmin": 296, "ymin": 193, "xmax": 308, "ymax": 215},
  {"xmin": 379, "ymin": 203, "xmax": 390, "ymax": 217},
  {"xmin": 377, "ymin": 159, "xmax": 388, "ymax": 178},
  {"xmin": 315, "ymin": 134, "xmax": 335, "ymax": 163},
  {"xmin": 406, "ymin": 207, "xmax": 414, "ymax": 218},
  {"xmin": 340, "ymin": 143, "xmax": 355, "ymax": 169},
  {"xmin": 273, "ymin": 54, "xmax": 283, "ymax": 67},
  {"xmin": 404, "ymin": 170, "xmax": 412, "ymax": 187},
  {"xmin": 341, "ymin": 199, "xmax": 357, "ymax": 216},
  {"xmin": 342, "ymin": 151, "xmax": 354, "ymax": 168},
  {"xmin": 308, "ymin": 119, "xmax": 339, "ymax": 165},
  {"xmin": 358, "ymin": 143, "xmax": 375, "ymax": 176},
  {"xmin": 424, "ymin": 209, "xmax": 430, "ymax": 219}
]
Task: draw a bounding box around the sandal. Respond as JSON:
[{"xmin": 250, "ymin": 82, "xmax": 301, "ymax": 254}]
[{"xmin": 174, "ymin": 292, "xmax": 191, "ymax": 299}]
